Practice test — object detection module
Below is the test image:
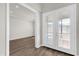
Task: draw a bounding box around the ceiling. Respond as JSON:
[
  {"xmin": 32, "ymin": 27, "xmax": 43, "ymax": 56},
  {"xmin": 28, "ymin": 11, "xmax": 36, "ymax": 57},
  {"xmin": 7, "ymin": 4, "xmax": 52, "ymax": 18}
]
[
  {"xmin": 41, "ymin": 3, "xmax": 73, "ymax": 13},
  {"xmin": 10, "ymin": 3, "xmax": 34, "ymax": 18},
  {"xmin": 25, "ymin": 3, "xmax": 73, "ymax": 13},
  {"xmin": 10, "ymin": 3, "xmax": 73, "ymax": 15}
]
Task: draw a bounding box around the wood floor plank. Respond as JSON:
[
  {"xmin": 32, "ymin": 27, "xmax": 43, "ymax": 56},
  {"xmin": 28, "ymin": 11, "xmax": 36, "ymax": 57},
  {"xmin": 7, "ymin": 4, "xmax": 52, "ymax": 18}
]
[{"xmin": 10, "ymin": 36, "xmax": 73, "ymax": 56}]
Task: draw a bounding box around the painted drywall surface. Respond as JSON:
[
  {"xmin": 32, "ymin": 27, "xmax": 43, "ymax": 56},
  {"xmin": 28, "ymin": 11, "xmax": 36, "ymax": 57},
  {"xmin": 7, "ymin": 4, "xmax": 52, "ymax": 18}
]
[
  {"xmin": 0, "ymin": 4, "xmax": 6, "ymax": 56},
  {"xmin": 10, "ymin": 16, "xmax": 34, "ymax": 40},
  {"xmin": 42, "ymin": 4, "xmax": 76, "ymax": 54},
  {"xmin": 76, "ymin": 4, "xmax": 79, "ymax": 55},
  {"xmin": 10, "ymin": 4, "xmax": 35, "ymax": 40}
]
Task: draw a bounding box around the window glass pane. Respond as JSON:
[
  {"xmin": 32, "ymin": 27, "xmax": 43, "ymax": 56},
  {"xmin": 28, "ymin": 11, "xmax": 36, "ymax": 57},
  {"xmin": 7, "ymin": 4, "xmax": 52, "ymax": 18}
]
[
  {"xmin": 47, "ymin": 22, "xmax": 53, "ymax": 44},
  {"xmin": 48, "ymin": 22, "xmax": 53, "ymax": 32},
  {"xmin": 62, "ymin": 18, "xmax": 70, "ymax": 33},
  {"xmin": 58, "ymin": 18, "xmax": 70, "ymax": 49}
]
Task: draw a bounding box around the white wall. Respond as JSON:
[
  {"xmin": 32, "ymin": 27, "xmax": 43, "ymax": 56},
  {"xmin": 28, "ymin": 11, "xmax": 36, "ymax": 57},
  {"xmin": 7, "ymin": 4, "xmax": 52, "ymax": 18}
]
[
  {"xmin": 76, "ymin": 4, "xmax": 79, "ymax": 55},
  {"xmin": 0, "ymin": 3, "xmax": 6, "ymax": 56},
  {"xmin": 10, "ymin": 4, "xmax": 35, "ymax": 40}
]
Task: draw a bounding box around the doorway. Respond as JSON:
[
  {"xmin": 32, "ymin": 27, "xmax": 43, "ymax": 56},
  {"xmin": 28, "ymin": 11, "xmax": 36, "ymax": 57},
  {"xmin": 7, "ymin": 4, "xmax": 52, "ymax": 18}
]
[{"xmin": 9, "ymin": 3, "xmax": 36, "ymax": 55}]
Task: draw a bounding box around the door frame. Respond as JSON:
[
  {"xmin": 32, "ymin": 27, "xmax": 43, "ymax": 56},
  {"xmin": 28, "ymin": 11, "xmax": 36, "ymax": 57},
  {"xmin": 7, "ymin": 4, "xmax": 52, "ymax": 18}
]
[{"xmin": 6, "ymin": 3, "xmax": 41, "ymax": 56}]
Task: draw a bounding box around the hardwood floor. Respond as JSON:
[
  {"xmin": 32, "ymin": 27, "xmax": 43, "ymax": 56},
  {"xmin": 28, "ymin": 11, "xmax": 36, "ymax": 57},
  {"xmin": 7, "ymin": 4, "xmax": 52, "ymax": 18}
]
[{"xmin": 10, "ymin": 36, "xmax": 73, "ymax": 56}]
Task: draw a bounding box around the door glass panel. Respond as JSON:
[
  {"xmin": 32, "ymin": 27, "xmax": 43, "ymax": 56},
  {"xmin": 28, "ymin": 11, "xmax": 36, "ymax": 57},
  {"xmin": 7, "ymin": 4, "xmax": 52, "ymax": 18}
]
[
  {"xmin": 58, "ymin": 18, "xmax": 70, "ymax": 49},
  {"xmin": 47, "ymin": 22, "xmax": 53, "ymax": 44}
]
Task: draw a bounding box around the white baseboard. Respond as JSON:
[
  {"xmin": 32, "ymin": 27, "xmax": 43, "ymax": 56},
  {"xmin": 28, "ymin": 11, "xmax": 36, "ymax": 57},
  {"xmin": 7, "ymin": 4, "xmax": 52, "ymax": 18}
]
[{"xmin": 10, "ymin": 36, "xmax": 35, "ymax": 41}]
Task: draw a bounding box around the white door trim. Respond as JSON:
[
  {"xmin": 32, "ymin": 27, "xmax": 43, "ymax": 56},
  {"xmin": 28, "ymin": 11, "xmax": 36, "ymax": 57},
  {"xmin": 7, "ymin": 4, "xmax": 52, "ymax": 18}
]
[{"xmin": 6, "ymin": 3, "xmax": 10, "ymax": 56}]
